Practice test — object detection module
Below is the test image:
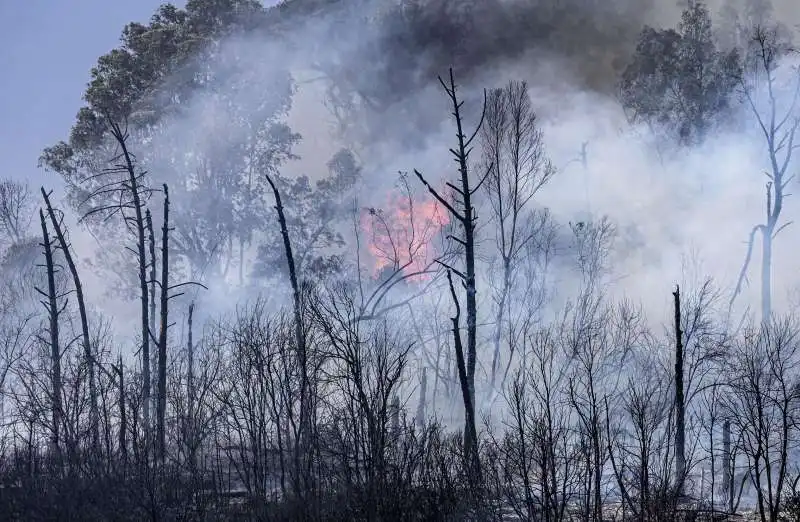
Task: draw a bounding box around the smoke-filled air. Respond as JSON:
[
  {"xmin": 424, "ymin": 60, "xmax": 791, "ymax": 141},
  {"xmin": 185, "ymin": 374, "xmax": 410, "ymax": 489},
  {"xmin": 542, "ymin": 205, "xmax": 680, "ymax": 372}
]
[{"xmin": 4, "ymin": 0, "xmax": 800, "ymax": 519}]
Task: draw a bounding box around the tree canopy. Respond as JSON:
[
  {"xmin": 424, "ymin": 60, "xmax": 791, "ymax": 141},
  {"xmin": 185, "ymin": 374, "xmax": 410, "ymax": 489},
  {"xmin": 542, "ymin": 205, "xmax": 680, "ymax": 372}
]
[{"xmin": 620, "ymin": 2, "xmax": 741, "ymax": 145}]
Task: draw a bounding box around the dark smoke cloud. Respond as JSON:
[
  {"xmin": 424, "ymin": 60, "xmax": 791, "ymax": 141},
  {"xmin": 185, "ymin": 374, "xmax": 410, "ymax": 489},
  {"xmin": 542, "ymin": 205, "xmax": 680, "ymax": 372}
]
[
  {"xmin": 260, "ymin": 0, "xmax": 675, "ymax": 151},
  {"xmin": 275, "ymin": 0, "xmax": 662, "ymax": 96}
]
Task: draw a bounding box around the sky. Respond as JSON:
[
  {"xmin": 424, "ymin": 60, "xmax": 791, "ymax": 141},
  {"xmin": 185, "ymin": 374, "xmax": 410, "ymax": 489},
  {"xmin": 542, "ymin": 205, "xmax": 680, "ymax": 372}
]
[{"xmin": 0, "ymin": 0, "xmax": 186, "ymax": 188}]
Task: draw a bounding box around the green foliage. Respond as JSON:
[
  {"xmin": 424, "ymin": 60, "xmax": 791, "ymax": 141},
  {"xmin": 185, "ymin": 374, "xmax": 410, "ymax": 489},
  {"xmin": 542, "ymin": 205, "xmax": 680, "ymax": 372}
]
[
  {"xmin": 619, "ymin": 2, "xmax": 741, "ymax": 145},
  {"xmin": 39, "ymin": 1, "xmax": 310, "ymax": 293}
]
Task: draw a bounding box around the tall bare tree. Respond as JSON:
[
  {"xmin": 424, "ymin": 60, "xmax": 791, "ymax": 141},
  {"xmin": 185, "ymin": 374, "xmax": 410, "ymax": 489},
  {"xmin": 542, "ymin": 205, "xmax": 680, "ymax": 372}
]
[
  {"xmin": 36, "ymin": 209, "xmax": 63, "ymax": 465},
  {"xmin": 41, "ymin": 188, "xmax": 100, "ymax": 454},
  {"xmin": 414, "ymin": 68, "xmax": 488, "ymax": 489},
  {"xmin": 156, "ymin": 184, "xmax": 171, "ymax": 462},
  {"xmin": 674, "ymin": 286, "xmax": 687, "ymax": 496},
  {"xmin": 731, "ymin": 24, "xmax": 800, "ymax": 321},
  {"xmin": 265, "ymin": 173, "xmax": 316, "ymax": 502},
  {"xmin": 480, "ymin": 80, "xmax": 555, "ymax": 391}
]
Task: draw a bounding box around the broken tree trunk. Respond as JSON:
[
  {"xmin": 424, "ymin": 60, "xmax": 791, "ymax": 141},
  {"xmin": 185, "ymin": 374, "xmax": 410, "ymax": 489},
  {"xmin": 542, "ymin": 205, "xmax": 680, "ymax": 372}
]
[
  {"xmin": 674, "ymin": 285, "xmax": 686, "ymax": 497},
  {"xmin": 38, "ymin": 209, "xmax": 63, "ymax": 467},
  {"xmin": 156, "ymin": 184, "xmax": 170, "ymax": 463},
  {"xmin": 146, "ymin": 209, "xmax": 158, "ymax": 434},
  {"xmin": 113, "ymin": 131, "xmax": 151, "ymax": 445},
  {"xmin": 265, "ymin": 173, "xmax": 313, "ymax": 497},
  {"xmin": 41, "ymin": 188, "xmax": 99, "ymax": 453},
  {"xmin": 187, "ymin": 301, "xmax": 196, "ymax": 471},
  {"xmin": 414, "ymin": 68, "xmax": 487, "ymax": 491}
]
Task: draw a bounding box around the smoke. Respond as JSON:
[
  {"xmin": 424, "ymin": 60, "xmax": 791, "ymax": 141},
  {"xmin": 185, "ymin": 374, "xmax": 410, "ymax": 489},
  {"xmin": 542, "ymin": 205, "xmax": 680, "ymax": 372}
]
[
  {"xmin": 263, "ymin": 0, "xmax": 794, "ymax": 318},
  {"xmin": 32, "ymin": 0, "xmax": 800, "ymax": 418}
]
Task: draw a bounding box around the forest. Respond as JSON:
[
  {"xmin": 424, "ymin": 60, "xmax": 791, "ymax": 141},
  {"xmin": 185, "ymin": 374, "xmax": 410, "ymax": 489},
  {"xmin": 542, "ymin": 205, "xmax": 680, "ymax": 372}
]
[{"xmin": 2, "ymin": 0, "xmax": 800, "ymax": 520}]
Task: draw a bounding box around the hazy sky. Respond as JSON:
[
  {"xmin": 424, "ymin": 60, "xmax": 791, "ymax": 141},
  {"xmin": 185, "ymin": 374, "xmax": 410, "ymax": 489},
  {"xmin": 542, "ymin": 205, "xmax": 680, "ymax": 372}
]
[{"xmin": 0, "ymin": 1, "xmax": 186, "ymax": 187}]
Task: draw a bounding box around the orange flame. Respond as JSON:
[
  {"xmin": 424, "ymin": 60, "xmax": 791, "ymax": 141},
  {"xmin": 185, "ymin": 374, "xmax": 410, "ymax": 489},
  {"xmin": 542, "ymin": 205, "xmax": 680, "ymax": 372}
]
[{"xmin": 361, "ymin": 189, "xmax": 450, "ymax": 282}]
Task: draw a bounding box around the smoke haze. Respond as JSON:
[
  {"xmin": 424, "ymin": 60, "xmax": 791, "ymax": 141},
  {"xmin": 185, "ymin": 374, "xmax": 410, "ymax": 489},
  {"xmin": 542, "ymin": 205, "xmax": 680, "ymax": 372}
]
[
  {"xmin": 9, "ymin": 0, "xmax": 799, "ymax": 408},
  {"xmin": 39, "ymin": 0, "xmax": 797, "ymax": 344}
]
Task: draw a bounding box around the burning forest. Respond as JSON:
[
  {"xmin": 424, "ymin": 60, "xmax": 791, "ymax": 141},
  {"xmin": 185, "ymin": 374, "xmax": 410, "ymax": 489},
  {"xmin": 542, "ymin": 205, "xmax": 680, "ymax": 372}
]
[{"xmin": 3, "ymin": 0, "xmax": 800, "ymax": 520}]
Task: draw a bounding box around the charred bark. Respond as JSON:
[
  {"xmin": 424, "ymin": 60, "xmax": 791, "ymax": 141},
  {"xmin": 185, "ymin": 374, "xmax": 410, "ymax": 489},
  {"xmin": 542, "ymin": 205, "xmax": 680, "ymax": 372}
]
[
  {"xmin": 674, "ymin": 285, "xmax": 686, "ymax": 497},
  {"xmin": 109, "ymin": 123, "xmax": 151, "ymax": 443},
  {"xmin": 147, "ymin": 209, "xmax": 158, "ymax": 430},
  {"xmin": 156, "ymin": 184, "xmax": 170, "ymax": 463},
  {"xmin": 41, "ymin": 188, "xmax": 100, "ymax": 453},
  {"xmin": 413, "ymin": 68, "xmax": 488, "ymax": 490},
  {"xmin": 265, "ymin": 173, "xmax": 313, "ymax": 498},
  {"xmin": 37, "ymin": 209, "xmax": 63, "ymax": 466}
]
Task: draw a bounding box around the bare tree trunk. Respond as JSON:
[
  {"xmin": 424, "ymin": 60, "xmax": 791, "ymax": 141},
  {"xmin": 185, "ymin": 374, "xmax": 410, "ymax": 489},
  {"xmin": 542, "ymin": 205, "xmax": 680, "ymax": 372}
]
[
  {"xmin": 491, "ymin": 267, "xmax": 510, "ymax": 389},
  {"xmin": 761, "ymin": 182, "xmax": 778, "ymax": 321},
  {"xmin": 147, "ymin": 209, "xmax": 158, "ymax": 434},
  {"xmin": 41, "ymin": 188, "xmax": 99, "ymax": 454},
  {"xmin": 265, "ymin": 173, "xmax": 313, "ymax": 500},
  {"xmin": 722, "ymin": 419, "xmax": 732, "ymax": 512},
  {"xmin": 446, "ymin": 270, "xmax": 480, "ymax": 486},
  {"xmin": 112, "ymin": 356, "xmax": 127, "ymax": 469},
  {"xmin": 156, "ymin": 184, "xmax": 170, "ymax": 463},
  {"xmin": 414, "ymin": 69, "xmax": 488, "ymax": 489},
  {"xmin": 187, "ymin": 301, "xmax": 195, "ymax": 471},
  {"xmin": 109, "ymin": 125, "xmax": 151, "ymax": 444},
  {"xmin": 39, "ymin": 209, "xmax": 63, "ymax": 467},
  {"xmin": 674, "ymin": 286, "xmax": 686, "ymax": 496}
]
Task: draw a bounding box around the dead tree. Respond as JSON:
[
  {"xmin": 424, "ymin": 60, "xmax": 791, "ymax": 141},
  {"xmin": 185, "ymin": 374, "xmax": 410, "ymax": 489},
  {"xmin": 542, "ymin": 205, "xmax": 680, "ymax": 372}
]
[
  {"xmin": 156, "ymin": 184, "xmax": 171, "ymax": 462},
  {"xmin": 731, "ymin": 25, "xmax": 800, "ymax": 322},
  {"xmin": 265, "ymin": 173, "xmax": 314, "ymax": 498},
  {"xmin": 112, "ymin": 355, "xmax": 127, "ymax": 468},
  {"xmin": 41, "ymin": 188, "xmax": 100, "ymax": 454},
  {"xmin": 112, "ymin": 125, "xmax": 152, "ymax": 443},
  {"xmin": 674, "ymin": 285, "xmax": 686, "ymax": 496},
  {"xmin": 147, "ymin": 209, "xmax": 157, "ymax": 429},
  {"xmin": 480, "ymin": 80, "xmax": 555, "ymax": 391},
  {"xmin": 414, "ymin": 68, "xmax": 488, "ymax": 489},
  {"xmin": 186, "ymin": 301, "xmax": 195, "ymax": 471},
  {"xmin": 722, "ymin": 418, "xmax": 734, "ymax": 512},
  {"xmin": 53, "ymin": 117, "xmax": 155, "ymax": 444},
  {"xmin": 36, "ymin": 209, "xmax": 63, "ymax": 464}
]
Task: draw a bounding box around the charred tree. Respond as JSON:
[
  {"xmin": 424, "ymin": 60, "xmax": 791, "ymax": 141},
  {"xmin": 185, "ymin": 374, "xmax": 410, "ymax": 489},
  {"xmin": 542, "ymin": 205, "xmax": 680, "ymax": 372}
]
[
  {"xmin": 41, "ymin": 188, "xmax": 100, "ymax": 454},
  {"xmin": 265, "ymin": 173, "xmax": 314, "ymax": 498},
  {"xmin": 186, "ymin": 301, "xmax": 196, "ymax": 472},
  {"xmin": 446, "ymin": 270, "xmax": 481, "ymax": 490},
  {"xmin": 156, "ymin": 184, "xmax": 171, "ymax": 463},
  {"xmin": 111, "ymin": 356, "xmax": 127, "ymax": 469},
  {"xmin": 674, "ymin": 285, "xmax": 686, "ymax": 497},
  {"xmin": 111, "ymin": 125, "xmax": 153, "ymax": 443},
  {"xmin": 722, "ymin": 418, "xmax": 733, "ymax": 512},
  {"xmin": 414, "ymin": 68, "xmax": 488, "ymax": 490},
  {"xmin": 37, "ymin": 209, "xmax": 63, "ymax": 466}
]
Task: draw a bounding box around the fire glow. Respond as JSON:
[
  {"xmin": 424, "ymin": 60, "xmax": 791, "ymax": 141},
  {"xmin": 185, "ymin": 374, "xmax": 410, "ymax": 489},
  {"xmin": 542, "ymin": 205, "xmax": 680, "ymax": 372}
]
[{"xmin": 361, "ymin": 189, "xmax": 450, "ymax": 282}]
